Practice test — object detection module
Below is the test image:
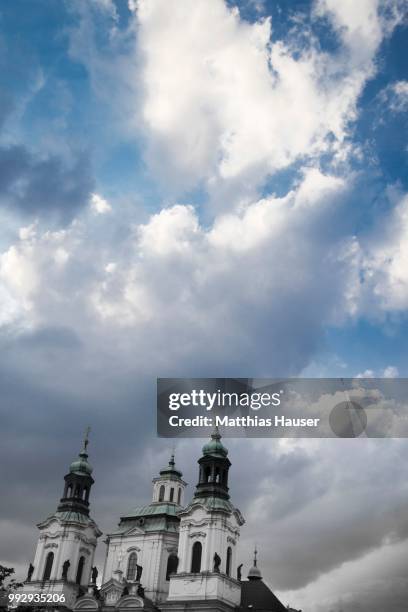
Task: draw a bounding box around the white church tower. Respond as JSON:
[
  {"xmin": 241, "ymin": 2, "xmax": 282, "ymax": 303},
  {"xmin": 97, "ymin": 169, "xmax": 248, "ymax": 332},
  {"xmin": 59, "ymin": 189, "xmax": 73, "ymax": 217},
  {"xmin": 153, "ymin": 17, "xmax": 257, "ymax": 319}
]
[
  {"xmin": 19, "ymin": 430, "xmax": 102, "ymax": 609},
  {"xmin": 163, "ymin": 428, "xmax": 245, "ymax": 612}
]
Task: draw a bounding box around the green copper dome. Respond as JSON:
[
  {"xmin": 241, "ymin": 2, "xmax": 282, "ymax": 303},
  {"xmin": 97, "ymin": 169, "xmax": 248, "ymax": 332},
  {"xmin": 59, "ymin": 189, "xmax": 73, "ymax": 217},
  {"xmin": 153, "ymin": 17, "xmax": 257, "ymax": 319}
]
[
  {"xmin": 202, "ymin": 427, "xmax": 228, "ymax": 458},
  {"xmin": 69, "ymin": 427, "xmax": 93, "ymax": 475},
  {"xmin": 70, "ymin": 451, "xmax": 93, "ymax": 475}
]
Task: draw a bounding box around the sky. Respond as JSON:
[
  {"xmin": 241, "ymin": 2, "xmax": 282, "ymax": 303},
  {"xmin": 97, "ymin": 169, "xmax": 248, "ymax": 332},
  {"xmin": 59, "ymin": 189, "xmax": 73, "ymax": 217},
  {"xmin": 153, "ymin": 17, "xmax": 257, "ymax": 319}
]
[{"xmin": 0, "ymin": 0, "xmax": 407, "ymax": 610}]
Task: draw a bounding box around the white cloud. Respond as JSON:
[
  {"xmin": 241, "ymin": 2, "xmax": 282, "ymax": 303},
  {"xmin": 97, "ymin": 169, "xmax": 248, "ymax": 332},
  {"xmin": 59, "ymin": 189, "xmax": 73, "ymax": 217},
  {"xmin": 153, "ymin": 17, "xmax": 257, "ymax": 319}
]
[
  {"xmin": 356, "ymin": 369, "xmax": 375, "ymax": 378},
  {"xmin": 0, "ymin": 244, "xmax": 38, "ymax": 312},
  {"xmin": 0, "ymin": 226, "xmax": 72, "ymax": 328},
  {"xmin": 0, "ymin": 168, "xmax": 354, "ymax": 374},
  {"xmin": 356, "ymin": 366, "xmax": 399, "ymax": 378},
  {"xmin": 131, "ymin": 0, "xmax": 399, "ymax": 196},
  {"xmin": 383, "ymin": 365, "xmax": 399, "ymax": 378},
  {"xmin": 90, "ymin": 193, "xmax": 112, "ymax": 214},
  {"xmin": 138, "ymin": 205, "xmax": 199, "ymax": 257},
  {"xmin": 361, "ymin": 193, "xmax": 408, "ymax": 311},
  {"xmin": 380, "ymin": 80, "xmax": 408, "ymax": 113}
]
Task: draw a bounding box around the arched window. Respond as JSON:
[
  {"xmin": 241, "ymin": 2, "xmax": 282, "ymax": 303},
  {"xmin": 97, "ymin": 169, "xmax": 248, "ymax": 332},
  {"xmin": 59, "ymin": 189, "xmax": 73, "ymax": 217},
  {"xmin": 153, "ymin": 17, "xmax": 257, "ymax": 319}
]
[
  {"xmin": 169, "ymin": 487, "xmax": 174, "ymax": 502},
  {"xmin": 215, "ymin": 467, "xmax": 220, "ymax": 483},
  {"xmin": 226, "ymin": 547, "xmax": 232, "ymax": 577},
  {"xmin": 177, "ymin": 488, "xmax": 181, "ymax": 505},
  {"xmin": 43, "ymin": 552, "xmax": 54, "ymax": 581},
  {"xmin": 83, "ymin": 488, "xmax": 88, "ymax": 501},
  {"xmin": 205, "ymin": 466, "xmax": 211, "ymax": 482},
  {"xmin": 126, "ymin": 552, "xmax": 137, "ymax": 581},
  {"xmin": 74, "ymin": 485, "xmax": 81, "ymax": 498},
  {"xmin": 191, "ymin": 541, "xmax": 202, "ymax": 573},
  {"xmin": 158, "ymin": 485, "xmax": 165, "ymax": 502},
  {"xmin": 76, "ymin": 556, "xmax": 85, "ymax": 585},
  {"xmin": 67, "ymin": 485, "xmax": 73, "ymax": 497},
  {"xmin": 166, "ymin": 554, "xmax": 178, "ymax": 580}
]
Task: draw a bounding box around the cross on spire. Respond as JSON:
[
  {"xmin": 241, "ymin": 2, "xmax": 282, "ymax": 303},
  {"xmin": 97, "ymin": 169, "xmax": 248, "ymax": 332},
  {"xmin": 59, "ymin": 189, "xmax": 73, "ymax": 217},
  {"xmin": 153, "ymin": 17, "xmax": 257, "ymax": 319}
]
[{"xmin": 82, "ymin": 426, "xmax": 91, "ymax": 453}]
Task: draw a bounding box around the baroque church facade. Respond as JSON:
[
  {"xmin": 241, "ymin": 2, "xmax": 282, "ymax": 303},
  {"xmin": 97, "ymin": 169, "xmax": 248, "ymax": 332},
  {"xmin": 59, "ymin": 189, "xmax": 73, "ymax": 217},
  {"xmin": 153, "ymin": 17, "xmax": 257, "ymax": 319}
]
[{"xmin": 15, "ymin": 430, "xmax": 300, "ymax": 612}]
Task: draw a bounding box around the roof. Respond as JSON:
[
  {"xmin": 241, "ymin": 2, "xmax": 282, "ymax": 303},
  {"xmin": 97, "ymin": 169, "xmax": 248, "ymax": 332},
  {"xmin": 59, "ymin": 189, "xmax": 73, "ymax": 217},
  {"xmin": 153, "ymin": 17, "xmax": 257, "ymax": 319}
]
[
  {"xmin": 239, "ymin": 580, "xmax": 288, "ymax": 612},
  {"xmin": 121, "ymin": 502, "xmax": 181, "ymax": 519},
  {"xmin": 38, "ymin": 510, "xmax": 97, "ymax": 526},
  {"xmin": 110, "ymin": 502, "xmax": 181, "ymax": 535},
  {"xmin": 181, "ymin": 496, "xmax": 245, "ymax": 525}
]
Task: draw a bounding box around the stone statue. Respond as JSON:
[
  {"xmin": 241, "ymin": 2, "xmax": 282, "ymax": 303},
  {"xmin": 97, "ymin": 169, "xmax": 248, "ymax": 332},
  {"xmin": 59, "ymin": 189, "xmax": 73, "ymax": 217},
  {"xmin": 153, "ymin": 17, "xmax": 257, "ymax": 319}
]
[
  {"xmin": 91, "ymin": 566, "xmax": 98, "ymax": 584},
  {"xmin": 136, "ymin": 564, "xmax": 143, "ymax": 582},
  {"xmin": 62, "ymin": 560, "xmax": 70, "ymax": 580},
  {"xmin": 93, "ymin": 585, "xmax": 100, "ymax": 600},
  {"xmin": 237, "ymin": 564, "xmax": 243, "ymax": 581},
  {"xmin": 27, "ymin": 563, "xmax": 34, "ymax": 582},
  {"xmin": 213, "ymin": 552, "xmax": 221, "ymax": 573},
  {"xmin": 137, "ymin": 584, "xmax": 145, "ymax": 598}
]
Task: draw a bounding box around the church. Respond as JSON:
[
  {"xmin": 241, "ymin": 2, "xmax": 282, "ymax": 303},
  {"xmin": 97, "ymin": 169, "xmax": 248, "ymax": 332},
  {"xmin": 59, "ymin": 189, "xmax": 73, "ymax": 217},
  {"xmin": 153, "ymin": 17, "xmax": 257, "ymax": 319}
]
[{"xmin": 16, "ymin": 429, "xmax": 301, "ymax": 612}]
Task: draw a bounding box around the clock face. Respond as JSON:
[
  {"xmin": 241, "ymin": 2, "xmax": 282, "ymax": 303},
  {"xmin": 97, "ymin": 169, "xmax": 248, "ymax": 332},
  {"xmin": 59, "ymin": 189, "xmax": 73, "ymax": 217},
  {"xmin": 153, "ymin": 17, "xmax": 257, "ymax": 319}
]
[{"xmin": 329, "ymin": 400, "xmax": 367, "ymax": 438}]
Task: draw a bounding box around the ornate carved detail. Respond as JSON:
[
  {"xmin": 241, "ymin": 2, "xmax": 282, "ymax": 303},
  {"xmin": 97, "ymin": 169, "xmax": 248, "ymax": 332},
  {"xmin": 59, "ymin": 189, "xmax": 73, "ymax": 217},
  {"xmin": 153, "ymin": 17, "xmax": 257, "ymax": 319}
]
[
  {"xmin": 184, "ymin": 519, "xmax": 209, "ymax": 528},
  {"xmin": 40, "ymin": 533, "xmax": 63, "ymax": 540},
  {"xmin": 126, "ymin": 546, "xmax": 141, "ymax": 553},
  {"xmin": 227, "ymin": 536, "xmax": 236, "ymax": 545},
  {"xmin": 188, "ymin": 531, "xmax": 207, "ymax": 539},
  {"xmin": 79, "ymin": 547, "xmax": 91, "ymax": 556},
  {"xmin": 44, "ymin": 543, "xmax": 58, "ymax": 549}
]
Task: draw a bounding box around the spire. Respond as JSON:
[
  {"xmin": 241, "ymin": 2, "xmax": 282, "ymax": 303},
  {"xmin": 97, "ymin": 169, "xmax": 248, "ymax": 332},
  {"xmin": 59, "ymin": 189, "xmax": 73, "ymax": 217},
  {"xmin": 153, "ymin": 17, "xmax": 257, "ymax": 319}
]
[
  {"xmin": 70, "ymin": 427, "xmax": 93, "ymax": 475},
  {"xmin": 159, "ymin": 450, "xmax": 183, "ymax": 478},
  {"xmin": 248, "ymin": 546, "xmax": 262, "ymax": 581},
  {"xmin": 82, "ymin": 425, "xmax": 90, "ymax": 454},
  {"xmin": 57, "ymin": 429, "xmax": 95, "ymax": 517},
  {"xmin": 195, "ymin": 428, "xmax": 231, "ymax": 500},
  {"xmin": 152, "ymin": 449, "xmax": 185, "ymax": 504}
]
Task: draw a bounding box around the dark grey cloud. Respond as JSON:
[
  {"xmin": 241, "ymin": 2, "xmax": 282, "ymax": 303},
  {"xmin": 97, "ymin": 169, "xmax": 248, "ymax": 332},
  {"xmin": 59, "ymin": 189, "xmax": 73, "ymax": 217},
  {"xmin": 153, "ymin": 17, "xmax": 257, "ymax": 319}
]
[
  {"xmin": 1, "ymin": 323, "xmax": 408, "ymax": 610},
  {"xmin": 0, "ymin": 144, "xmax": 93, "ymax": 224},
  {"xmin": 0, "ymin": 10, "xmax": 406, "ymax": 612}
]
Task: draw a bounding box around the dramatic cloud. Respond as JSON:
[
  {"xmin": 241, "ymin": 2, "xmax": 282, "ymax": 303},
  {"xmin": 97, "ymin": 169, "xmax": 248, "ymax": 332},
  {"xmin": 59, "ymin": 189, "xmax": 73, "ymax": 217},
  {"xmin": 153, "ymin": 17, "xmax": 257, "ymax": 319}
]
[
  {"xmin": 0, "ymin": 168, "xmax": 359, "ymax": 376},
  {"xmin": 0, "ymin": 2, "xmax": 407, "ymax": 612},
  {"xmin": 132, "ymin": 0, "xmax": 403, "ymax": 195}
]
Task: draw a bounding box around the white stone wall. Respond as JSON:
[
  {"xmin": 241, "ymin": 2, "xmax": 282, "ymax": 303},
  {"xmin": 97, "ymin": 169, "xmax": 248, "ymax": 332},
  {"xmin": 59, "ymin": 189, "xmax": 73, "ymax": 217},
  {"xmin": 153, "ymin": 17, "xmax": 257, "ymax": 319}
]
[
  {"xmin": 31, "ymin": 517, "xmax": 99, "ymax": 587},
  {"xmin": 152, "ymin": 478, "xmax": 186, "ymax": 505},
  {"xmin": 176, "ymin": 504, "xmax": 240, "ymax": 576},
  {"xmin": 168, "ymin": 502, "xmax": 242, "ymax": 608},
  {"xmin": 167, "ymin": 572, "xmax": 241, "ymax": 606},
  {"xmin": 102, "ymin": 528, "xmax": 179, "ymax": 604}
]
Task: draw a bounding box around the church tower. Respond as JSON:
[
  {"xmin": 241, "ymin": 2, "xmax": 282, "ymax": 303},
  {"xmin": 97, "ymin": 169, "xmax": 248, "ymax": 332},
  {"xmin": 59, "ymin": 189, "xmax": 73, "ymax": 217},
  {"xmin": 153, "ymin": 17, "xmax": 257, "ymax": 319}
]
[
  {"xmin": 164, "ymin": 428, "xmax": 245, "ymax": 611},
  {"xmin": 21, "ymin": 430, "xmax": 102, "ymax": 609},
  {"xmin": 100, "ymin": 453, "xmax": 187, "ymax": 606}
]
